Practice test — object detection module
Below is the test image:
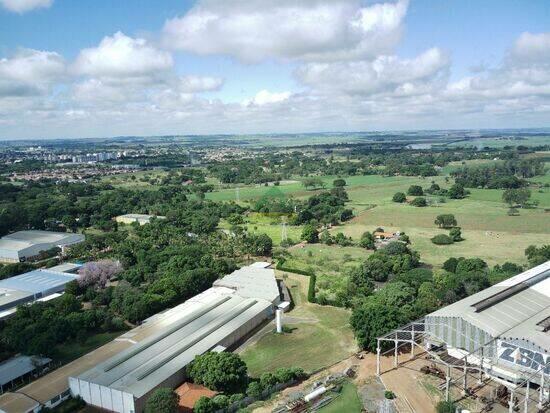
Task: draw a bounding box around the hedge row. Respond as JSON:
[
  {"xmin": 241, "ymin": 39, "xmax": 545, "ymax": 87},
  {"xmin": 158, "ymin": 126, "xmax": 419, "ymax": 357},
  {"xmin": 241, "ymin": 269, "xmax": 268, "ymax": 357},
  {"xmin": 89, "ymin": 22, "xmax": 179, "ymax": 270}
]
[
  {"xmin": 275, "ymin": 262, "xmax": 314, "ymax": 277},
  {"xmin": 307, "ymin": 274, "xmax": 317, "ymax": 303},
  {"xmin": 276, "ymin": 261, "xmax": 316, "ymax": 303}
]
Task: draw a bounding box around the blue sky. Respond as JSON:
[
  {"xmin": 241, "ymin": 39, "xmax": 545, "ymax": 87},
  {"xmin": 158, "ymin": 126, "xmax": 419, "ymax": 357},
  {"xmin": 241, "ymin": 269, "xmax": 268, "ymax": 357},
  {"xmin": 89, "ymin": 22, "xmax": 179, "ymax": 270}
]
[{"xmin": 0, "ymin": 0, "xmax": 549, "ymax": 139}]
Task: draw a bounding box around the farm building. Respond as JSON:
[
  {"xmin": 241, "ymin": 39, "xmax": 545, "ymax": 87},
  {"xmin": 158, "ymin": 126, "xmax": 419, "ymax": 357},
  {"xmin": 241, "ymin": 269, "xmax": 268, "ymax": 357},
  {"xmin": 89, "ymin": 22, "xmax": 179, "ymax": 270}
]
[
  {"xmin": 0, "ymin": 268, "xmax": 81, "ymax": 320},
  {"xmin": 377, "ymin": 260, "xmax": 550, "ymax": 411},
  {"xmin": 0, "ymin": 231, "xmax": 84, "ymax": 263},
  {"xmin": 114, "ymin": 214, "xmax": 165, "ymax": 225},
  {"xmin": 69, "ymin": 264, "xmax": 280, "ymax": 413}
]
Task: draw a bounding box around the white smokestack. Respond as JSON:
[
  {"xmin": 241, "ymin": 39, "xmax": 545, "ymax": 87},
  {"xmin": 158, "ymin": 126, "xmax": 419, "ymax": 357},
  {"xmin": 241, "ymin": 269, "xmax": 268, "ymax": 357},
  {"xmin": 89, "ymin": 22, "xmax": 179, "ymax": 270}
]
[{"xmin": 276, "ymin": 308, "xmax": 283, "ymax": 333}]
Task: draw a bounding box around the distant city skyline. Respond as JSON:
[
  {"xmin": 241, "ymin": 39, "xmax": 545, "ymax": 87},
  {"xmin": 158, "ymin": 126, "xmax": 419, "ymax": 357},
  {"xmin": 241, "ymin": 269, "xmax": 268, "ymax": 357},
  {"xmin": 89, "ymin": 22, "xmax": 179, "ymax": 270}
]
[{"xmin": 0, "ymin": 0, "xmax": 549, "ymax": 140}]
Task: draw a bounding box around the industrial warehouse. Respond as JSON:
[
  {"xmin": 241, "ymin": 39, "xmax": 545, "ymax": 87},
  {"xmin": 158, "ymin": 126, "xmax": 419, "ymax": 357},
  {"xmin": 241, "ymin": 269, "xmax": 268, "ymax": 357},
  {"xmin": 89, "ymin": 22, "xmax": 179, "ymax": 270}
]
[
  {"xmin": 0, "ymin": 266, "xmax": 81, "ymax": 320},
  {"xmin": 377, "ymin": 260, "xmax": 550, "ymax": 412},
  {"xmin": 0, "ymin": 231, "xmax": 85, "ymax": 263},
  {"xmin": 0, "ymin": 263, "xmax": 284, "ymax": 413}
]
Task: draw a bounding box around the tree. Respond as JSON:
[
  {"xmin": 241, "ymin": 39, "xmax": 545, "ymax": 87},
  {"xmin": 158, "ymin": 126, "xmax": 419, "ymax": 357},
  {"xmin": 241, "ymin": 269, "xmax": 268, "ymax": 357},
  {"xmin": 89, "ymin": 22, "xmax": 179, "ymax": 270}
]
[
  {"xmin": 359, "ymin": 231, "xmax": 375, "ymax": 249},
  {"xmin": 78, "ymin": 259, "xmax": 123, "ymax": 289},
  {"xmin": 144, "ymin": 388, "xmax": 179, "ymax": 413},
  {"xmin": 410, "ymin": 197, "xmax": 427, "ymax": 207},
  {"xmin": 449, "ymin": 227, "xmax": 462, "ymax": 242},
  {"xmin": 320, "ymin": 230, "xmax": 333, "ymax": 245},
  {"xmin": 455, "ymin": 258, "xmax": 487, "ymax": 274},
  {"xmin": 333, "ymin": 178, "xmax": 346, "ymax": 187},
  {"xmin": 246, "ymin": 234, "xmax": 273, "ymax": 256},
  {"xmin": 448, "ymin": 183, "xmax": 466, "ymax": 199},
  {"xmin": 392, "ymin": 192, "xmax": 407, "ymax": 203},
  {"xmin": 407, "ymin": 185, "xmax": 423, "ymax": 196},
  {"xmin": 350, "ymin": 299, "xmax": 408, "ymax": 352},
  {"xmin": 188, "ymin": 352, "xmax": 248, "ymax": 393},
  {"xmin": 434, "ymin": 214, "xmax": 457, "ymax": 228},
  {"xmin": 302, "ymin": 177, "xmax": 325, "ymax": 190},
  {"xmin": 502, "ymin": 188, "xmax": 531, "ymax": 207},
  {"xmin": 301, "ymin": 224, "xmax": 319, "ymax": 243},
  {"xmin": 525, "ymin": 245, "xmax": 550, "ymax": 267},
  {"xmin": 194, "ymin": 396, "xmax": 215, "ymax": 413}
]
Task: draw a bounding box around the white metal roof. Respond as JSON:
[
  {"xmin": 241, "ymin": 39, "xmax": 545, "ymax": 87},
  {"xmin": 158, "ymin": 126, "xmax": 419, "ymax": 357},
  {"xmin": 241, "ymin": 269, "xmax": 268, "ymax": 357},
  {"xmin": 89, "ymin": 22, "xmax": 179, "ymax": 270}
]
[
  {"xmin": 0, "ymin": 356, "xmax": 51, "ymax": 387},
  {"xmin": 213, "ymin": 265, "xmax": 280, "ymax": 303},
  {"xmin": 428, "ymin": 261, "xmax": 550, "ymax": 350}
]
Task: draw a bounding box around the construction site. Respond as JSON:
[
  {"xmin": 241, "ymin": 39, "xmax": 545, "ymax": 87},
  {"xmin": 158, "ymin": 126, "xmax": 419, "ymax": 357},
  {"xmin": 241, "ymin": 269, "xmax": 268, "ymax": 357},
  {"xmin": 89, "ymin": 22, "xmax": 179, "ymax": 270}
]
[{"xmin": 377, "ymin": 261, "xmax": 550, "ymax": 413}]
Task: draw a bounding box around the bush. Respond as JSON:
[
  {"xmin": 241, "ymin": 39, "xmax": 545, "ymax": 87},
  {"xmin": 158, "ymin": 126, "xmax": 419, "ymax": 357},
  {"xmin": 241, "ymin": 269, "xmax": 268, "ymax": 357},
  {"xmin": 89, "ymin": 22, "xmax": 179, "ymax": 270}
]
[
  {"xmin": 449, "ymin": 227, "xmax": 462, "ymax": 242},
  {"xmin": 333, "ymin": 178, "xmax": 346, "ymax": 187},
  {"xmin": 443, "ymin": 257, "xmax": 458, "ymax": 273},
  {"xmin": 144, "ymin": 388, "xmax": 179, "ymax": 413},
  {"xmin": 407, "ymin": 185, "xmax": 424, "ymax": 196},
  {"xmin": 384, "ymin": 390, "xmax": 396, "ymax": 399},
  {"xmin": 431, "ymin": 234, "xmax": 454, "ymax": 245},
  {"xmin": 392, "ymin": 192, "xmax": 407, "ymax": 203},
  {"xmin": 436, "ymin": 400, "xmax": 457, "ymax": 413},
  {"xmin": 410, "ymin": 197, "xmax": 427, "ymax": 207}
]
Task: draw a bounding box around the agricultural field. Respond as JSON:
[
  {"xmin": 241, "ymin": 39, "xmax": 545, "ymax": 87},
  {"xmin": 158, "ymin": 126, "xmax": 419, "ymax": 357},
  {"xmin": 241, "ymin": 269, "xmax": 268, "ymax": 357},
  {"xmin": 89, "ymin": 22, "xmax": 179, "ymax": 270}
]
[{"xmin": 241, "ymin": 272, "xmax": 357, "ymax": 376}]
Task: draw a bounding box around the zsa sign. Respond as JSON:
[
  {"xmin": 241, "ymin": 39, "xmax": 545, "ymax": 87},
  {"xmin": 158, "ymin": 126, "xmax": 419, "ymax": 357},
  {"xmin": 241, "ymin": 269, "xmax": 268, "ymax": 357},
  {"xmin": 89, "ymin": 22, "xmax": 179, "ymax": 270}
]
[{"xmin": 498, "ymin": 342, "xmax": 550, "ymax": 373}]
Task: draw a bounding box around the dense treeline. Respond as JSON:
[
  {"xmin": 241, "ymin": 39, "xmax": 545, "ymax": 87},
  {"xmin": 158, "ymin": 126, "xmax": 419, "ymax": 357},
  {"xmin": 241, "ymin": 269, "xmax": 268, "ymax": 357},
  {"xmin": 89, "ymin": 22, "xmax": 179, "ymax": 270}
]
[{"xmin": 451, "ymin": 159, "xmax": 544, "ymax": 189}]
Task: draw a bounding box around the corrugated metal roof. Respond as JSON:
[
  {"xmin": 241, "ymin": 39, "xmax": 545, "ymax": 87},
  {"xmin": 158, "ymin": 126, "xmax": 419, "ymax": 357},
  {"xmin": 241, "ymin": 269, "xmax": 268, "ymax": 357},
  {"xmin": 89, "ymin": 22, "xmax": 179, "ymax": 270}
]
[
  {"xmin": 0, "ymin": 270, "xmax": 78, "ymax": 294},
  {"xmin": 0, "ymin": 356, "xmax": 51, "ymax": 387},
  {"xmin": 428, "ymin": 261, "xmax": 550, "ymax": 350},
  {"xmin": 213, "ymin": 266, "xmax": 280, "ymax": 303},
  {"xmin": 77, "ymin": 291, "xmax": 271, "ymax": 398}
]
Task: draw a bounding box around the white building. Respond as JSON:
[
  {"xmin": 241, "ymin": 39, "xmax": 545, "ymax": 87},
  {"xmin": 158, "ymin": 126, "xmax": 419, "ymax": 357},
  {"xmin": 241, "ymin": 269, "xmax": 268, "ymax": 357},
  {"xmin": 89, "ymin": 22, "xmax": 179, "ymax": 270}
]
[
  {"xmin": 115, "ymin": 214, "xmax": 165, "ymax": 226},
  {"xmin": 0, "ymin": 231, "xmax": 85, "ymax": 263},
  {"xmin": 70, "ymin": 264, "xmax": 280, "ymax": 413}
]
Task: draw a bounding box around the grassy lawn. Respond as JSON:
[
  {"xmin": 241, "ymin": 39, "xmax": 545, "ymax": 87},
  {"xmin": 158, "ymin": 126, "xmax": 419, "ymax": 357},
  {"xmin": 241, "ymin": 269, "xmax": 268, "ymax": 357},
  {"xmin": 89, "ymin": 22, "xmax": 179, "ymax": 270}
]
[
  {"xmin": 219, "ymin": 212, "xmax": 303, "ymax": 244},
  {"xmin": 241, "ymin": 272, "xmax": 357, "ymax": 376},
  {"xmin": 318, "ymin": 381, "xmax": 363, "ymax": 413},
  {"xmin": 101, "ymin": 170, "xmax": 168, "ymax": 189},
  {"xmin": 53, "ymin": 331, "xmax": 125, "ymax": 364}
]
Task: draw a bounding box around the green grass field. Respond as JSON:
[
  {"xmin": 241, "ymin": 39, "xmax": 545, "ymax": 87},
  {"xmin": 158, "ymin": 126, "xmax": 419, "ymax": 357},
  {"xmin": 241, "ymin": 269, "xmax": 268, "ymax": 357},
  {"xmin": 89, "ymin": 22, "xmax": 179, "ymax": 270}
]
[
  {"xmin": 241, "ymin": 272, "xmax": 357, "ymax": 376},
  {"xmin": 219, "ymin": 212, "xmax": 303, "ymax": 244},
  {"xmin": 318, "ymin": 381, "xmax": 363, "ymax": 413}
]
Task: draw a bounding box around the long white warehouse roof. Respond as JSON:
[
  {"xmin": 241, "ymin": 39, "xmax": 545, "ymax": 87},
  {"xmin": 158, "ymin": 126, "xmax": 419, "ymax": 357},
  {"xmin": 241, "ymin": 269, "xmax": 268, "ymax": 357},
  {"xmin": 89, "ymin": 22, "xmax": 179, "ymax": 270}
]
[{"xmin": 75, "ymin": 290, "xmax": 271, "ymax": 398}]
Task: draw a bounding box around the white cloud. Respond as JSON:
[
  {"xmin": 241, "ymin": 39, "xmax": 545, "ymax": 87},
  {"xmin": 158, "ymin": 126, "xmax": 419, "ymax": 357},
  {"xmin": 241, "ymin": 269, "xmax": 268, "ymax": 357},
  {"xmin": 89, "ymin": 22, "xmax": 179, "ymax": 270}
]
[
  {"xmin": 510, "ymin": 32, "xmax": 550, "ymax": 64},
  {"xmin": 73, "ymin": 32, "xmax": 173, "ymax": 79},
  {"xmin": 243, "ymin": 90, "xmax": 291, "ymax": 106},
  {"xmin": 0, "ymin": 48, "xmax": 65, "ymax": 97},
  {"xmin": 0, "ymin": 0, "xmax": 51, "ymax": 13},
  {"xmin": 296, "ymin": 47, "xmax": 449, "ymax": 96},
  {"xmin": 162, "ymin": 0, "xmax": 408, "ymax": 63},
  {"xmin": 178, "ymin": 75, "xmax": 224, "ymax": 93}
]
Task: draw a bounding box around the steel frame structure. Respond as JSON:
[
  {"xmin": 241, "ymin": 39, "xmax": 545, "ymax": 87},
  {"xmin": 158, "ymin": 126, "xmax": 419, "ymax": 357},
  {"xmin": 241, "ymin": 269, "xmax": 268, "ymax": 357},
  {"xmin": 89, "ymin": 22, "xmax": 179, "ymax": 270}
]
[{"xmin": 376, "ymin": 318, "xmax": 550, "ymax": 413}]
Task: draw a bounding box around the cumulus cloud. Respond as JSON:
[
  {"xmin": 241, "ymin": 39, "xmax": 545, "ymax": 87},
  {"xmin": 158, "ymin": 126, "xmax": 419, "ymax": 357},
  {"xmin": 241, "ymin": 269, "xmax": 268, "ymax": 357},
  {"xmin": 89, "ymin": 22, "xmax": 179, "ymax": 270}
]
[
  {"xmin": 0, "ymin": 48, "xmax": 65, "ymax": 97},
  {"xmin": 0, "ymin": 0, "xmax": 51, "ymax": 13},
  {"xmin": 162, "ymin": 0, "xmax": 408, "ymax": 63},
  {"xmin": 296, "ymin": 47, "xmax": 449, "ymax": 96},
  {"xmin": 178, "ymin": 75, "xmax": 224, "ymax": 93},
  {"xmin": 242, "ymin": 90, "xmax": 291, "ymax": 106},
  {"xmin": 510, "ymin": 32, "xmax": 550, "ymax": 64},
  {"xmin": 73, "ymin": 32, "xmax": 173, "ymax": 79}
]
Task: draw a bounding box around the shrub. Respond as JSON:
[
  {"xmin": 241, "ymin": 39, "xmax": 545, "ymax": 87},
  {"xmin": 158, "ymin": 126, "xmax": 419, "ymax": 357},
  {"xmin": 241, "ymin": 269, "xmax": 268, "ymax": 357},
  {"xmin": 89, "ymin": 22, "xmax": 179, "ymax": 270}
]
[
  {"xmin": 449, "ymin": 227, "xmax": 463, "ymax": 242},
  {"xmin": 333, "ymin": 178, "xmax": 346, "ymax": 187},
  {"xmin": 431, "ymin": 234, "xmax": 454, "ymax": 245},
  {"xmin": 434, "ymin": 214, "xmax": 457, "ymax": 228},
  {"xmin": 443, "ymin": 257, "xmax": 458, "ymax": 273},
  {"xmin": 384, "ymin": 390, "xmax": 396, "ymax": 399},
  {"xmin": 436, "ymin": 400, "xmax": 457, "ymax": 413},
  {"xmin": 410, "ymin": 197, "xmax": 427, "ymax": 207},
  {"xmin": 407, "ymin": 185, "xmax": 424, "ymax": 196},
  {"xmin": 144, "ymin": 388, "xmax": 178, "ymax": 413},
  {"xmin": 392, "ymin": 192, "xmax": 407, "ymax": 203}
]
